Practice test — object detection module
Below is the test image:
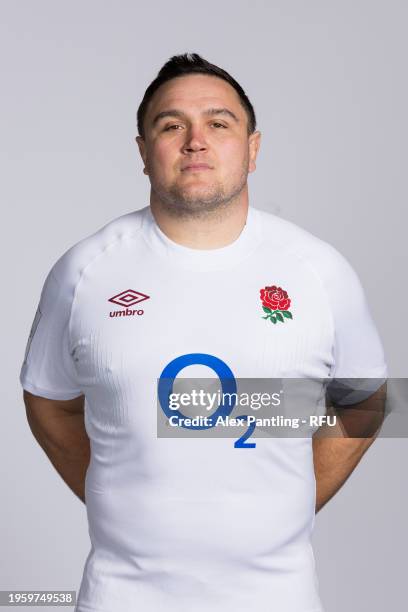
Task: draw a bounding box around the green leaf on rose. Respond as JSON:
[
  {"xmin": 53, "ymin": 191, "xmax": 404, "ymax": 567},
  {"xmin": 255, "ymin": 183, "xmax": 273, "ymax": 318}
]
[
  {"xmin": 282, "ymin": 310, "xmax": 293, "ymax": 319},
  {"xmin": 275, "ymin": 312, "xmax": 284, "ymax": 323},
  {"xmin": 263, "ymin": 306, "xmax": 272, "ymax": 313}
]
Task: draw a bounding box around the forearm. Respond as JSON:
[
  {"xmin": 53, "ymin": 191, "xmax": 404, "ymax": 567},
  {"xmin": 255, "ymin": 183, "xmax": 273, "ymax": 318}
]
[
  {"xmin": 26, "ymin": 409, "xmax": 90, "ymax": 504},
  {"xmin": 312, "ymin": 435, "xmax": 374, "ymax": 513},
  {"xmin": 313, "ymin": 384, "xmax": 386, "ymax": 512}
]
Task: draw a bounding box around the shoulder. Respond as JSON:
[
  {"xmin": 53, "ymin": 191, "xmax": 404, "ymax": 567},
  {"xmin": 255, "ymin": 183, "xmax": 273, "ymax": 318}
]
[
  {"xmin": 49, "ymin": 207, "xmax": 147, "ymax": 291},
  {"xmin": 255, "ymin": 207, "xmax": 360, "ymax": 288}
]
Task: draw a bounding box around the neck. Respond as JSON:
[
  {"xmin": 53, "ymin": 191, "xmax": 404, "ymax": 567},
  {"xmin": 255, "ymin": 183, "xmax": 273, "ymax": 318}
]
[{"xmin": 148, "ymin": 188, "xmax": 250, "ymax": 250}]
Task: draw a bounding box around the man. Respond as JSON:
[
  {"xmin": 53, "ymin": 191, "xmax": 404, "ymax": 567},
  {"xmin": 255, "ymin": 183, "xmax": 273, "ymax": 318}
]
[{"xmin": 20, "ymin": 53, "xmax": 387, "ymax": 612}]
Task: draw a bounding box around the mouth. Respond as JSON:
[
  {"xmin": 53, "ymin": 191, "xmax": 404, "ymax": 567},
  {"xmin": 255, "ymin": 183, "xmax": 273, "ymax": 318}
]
[{"xmin": 181, "ymin": 164, "xmax": 212, "ymax": 172}]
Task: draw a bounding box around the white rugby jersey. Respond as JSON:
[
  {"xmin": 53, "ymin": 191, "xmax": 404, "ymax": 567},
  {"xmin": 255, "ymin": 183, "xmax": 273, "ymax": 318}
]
[{"xmin": 20, "ymin": 204, "xmax": 387, "ymax": 612}]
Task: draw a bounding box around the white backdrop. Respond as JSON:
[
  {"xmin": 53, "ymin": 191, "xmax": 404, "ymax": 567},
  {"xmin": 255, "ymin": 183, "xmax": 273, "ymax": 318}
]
[{"xmin": 1, "ymin": 1, "xmax": 406, "ymax": 611}]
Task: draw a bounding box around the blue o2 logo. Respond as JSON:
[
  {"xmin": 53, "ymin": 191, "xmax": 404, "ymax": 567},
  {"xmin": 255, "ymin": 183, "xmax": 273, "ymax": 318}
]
[{"xmin": 158, "ymin": 353, "xmax": 256, "ymax": 448}]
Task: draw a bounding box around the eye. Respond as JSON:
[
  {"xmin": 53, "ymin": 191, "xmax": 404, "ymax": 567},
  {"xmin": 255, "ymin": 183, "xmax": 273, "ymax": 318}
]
[
  {"xmin": 163, "ymin": 124, "xmax": 183, "ymax": 131},
  {"xmin": 212, "ymin": 122, "xmax": 227, "ymax": 128}
]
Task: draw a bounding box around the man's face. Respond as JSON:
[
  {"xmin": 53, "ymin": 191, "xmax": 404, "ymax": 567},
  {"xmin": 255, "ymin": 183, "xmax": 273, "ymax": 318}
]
[{"xmin": 136, "ymin": 74, "xmax": 261, "ymax": 216}]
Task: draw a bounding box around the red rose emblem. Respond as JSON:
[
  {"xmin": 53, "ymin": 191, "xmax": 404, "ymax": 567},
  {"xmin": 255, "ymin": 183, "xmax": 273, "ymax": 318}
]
[
  {"xmin": 259, "ymin": 285, "xmax": 293, "ymax": 324},
  {"xmin": 260, "ymin": 285, "xmax": 291, "ymax": 311}
]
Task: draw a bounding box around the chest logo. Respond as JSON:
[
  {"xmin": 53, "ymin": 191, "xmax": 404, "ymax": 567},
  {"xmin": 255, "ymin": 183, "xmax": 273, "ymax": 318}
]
[
  {"xmin": 108, "ymin": 289, "xmax": 150, "ymax": 318},
  {"xmin": 260, "ymin": 285, "xmax": 293, "ymax": 324}
]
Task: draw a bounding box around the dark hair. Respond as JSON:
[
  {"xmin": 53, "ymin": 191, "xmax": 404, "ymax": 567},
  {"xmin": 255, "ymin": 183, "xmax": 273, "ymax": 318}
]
[{"xmin": 137, "ymin": 52, "xmax": 256, "ymax": 138}]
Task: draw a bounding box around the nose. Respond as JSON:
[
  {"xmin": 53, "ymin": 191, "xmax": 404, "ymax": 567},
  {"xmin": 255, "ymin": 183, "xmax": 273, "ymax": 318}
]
[{"xmin": 182, "ymin": 125, "xmax": 208, "ymax": 154}]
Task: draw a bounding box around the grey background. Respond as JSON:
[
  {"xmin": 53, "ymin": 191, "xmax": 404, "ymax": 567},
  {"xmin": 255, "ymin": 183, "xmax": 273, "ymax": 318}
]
[{"xmin": 1, "ymin": 1, "xmax": 406, "ymax": 610}]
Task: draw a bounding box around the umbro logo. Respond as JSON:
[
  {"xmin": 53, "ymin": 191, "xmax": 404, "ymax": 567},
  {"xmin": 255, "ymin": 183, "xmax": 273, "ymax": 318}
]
[
  {"xmin": 109, "ymin": 289, "xmax": 149, "ymax": 307},
  {"xmin": 108, "ymin": 289, "xmax": 150, "ymax": 318}
]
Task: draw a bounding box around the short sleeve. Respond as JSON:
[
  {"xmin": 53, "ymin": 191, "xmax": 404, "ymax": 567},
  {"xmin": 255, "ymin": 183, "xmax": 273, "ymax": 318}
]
[
  {"xmin": 323, "ymin": 248, "xmax": 387, "ymax": 405},
  {"xmin": 20, "ymin": 268, "xmax": 83, "ymax": 400}
]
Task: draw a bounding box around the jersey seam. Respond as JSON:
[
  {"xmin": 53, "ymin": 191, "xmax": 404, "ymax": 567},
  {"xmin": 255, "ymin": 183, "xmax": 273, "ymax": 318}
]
[
  {"xmin": 140, "ymin": 229, "xmax": 266, "ymax": 271},
  {"xmin": 20, "ymin": 376, "xmax": 82, "ymax": 398},
  {"xmin": 62, "ymin": 224, "xmax": 145, "ymax": 354},
  {"xmin": 140, "ymin": 207, "xmax": 267, "ymax": 272},
  {"xmin": 284, "ymin": 242, "xmax": 336, "ymax": 378}
]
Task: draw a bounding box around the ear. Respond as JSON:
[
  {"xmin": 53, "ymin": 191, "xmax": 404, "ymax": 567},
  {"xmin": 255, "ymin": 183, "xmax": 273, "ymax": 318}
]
[
  {"xmin": 135, "ymin": 136, "xmax": 149, "ymax": 175},
  {"xmin": 248, "ymin": 130, "xmax": 261, "ymax": 174}
]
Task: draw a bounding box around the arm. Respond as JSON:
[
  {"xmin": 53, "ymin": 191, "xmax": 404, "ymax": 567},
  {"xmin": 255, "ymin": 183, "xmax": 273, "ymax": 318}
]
[
  {"xmin": 312, "ymin": 383, "xmax": 386, "ymax": 513},
  {"xmin": 23, "ymin": 390, "xmax": 90, "ymax": 504}
]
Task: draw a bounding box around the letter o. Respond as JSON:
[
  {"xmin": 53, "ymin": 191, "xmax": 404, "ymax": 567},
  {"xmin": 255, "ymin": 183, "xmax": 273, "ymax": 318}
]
[{"xmin": 158, "ymin": 353, "xmax": 237, "ymax": 430}]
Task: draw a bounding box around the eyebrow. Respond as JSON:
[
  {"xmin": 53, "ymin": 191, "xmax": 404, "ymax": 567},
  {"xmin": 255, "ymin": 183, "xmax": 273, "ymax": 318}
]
[{"xmin": 151, "ymin": 107, "xmax": 240, "ymax": 127}]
